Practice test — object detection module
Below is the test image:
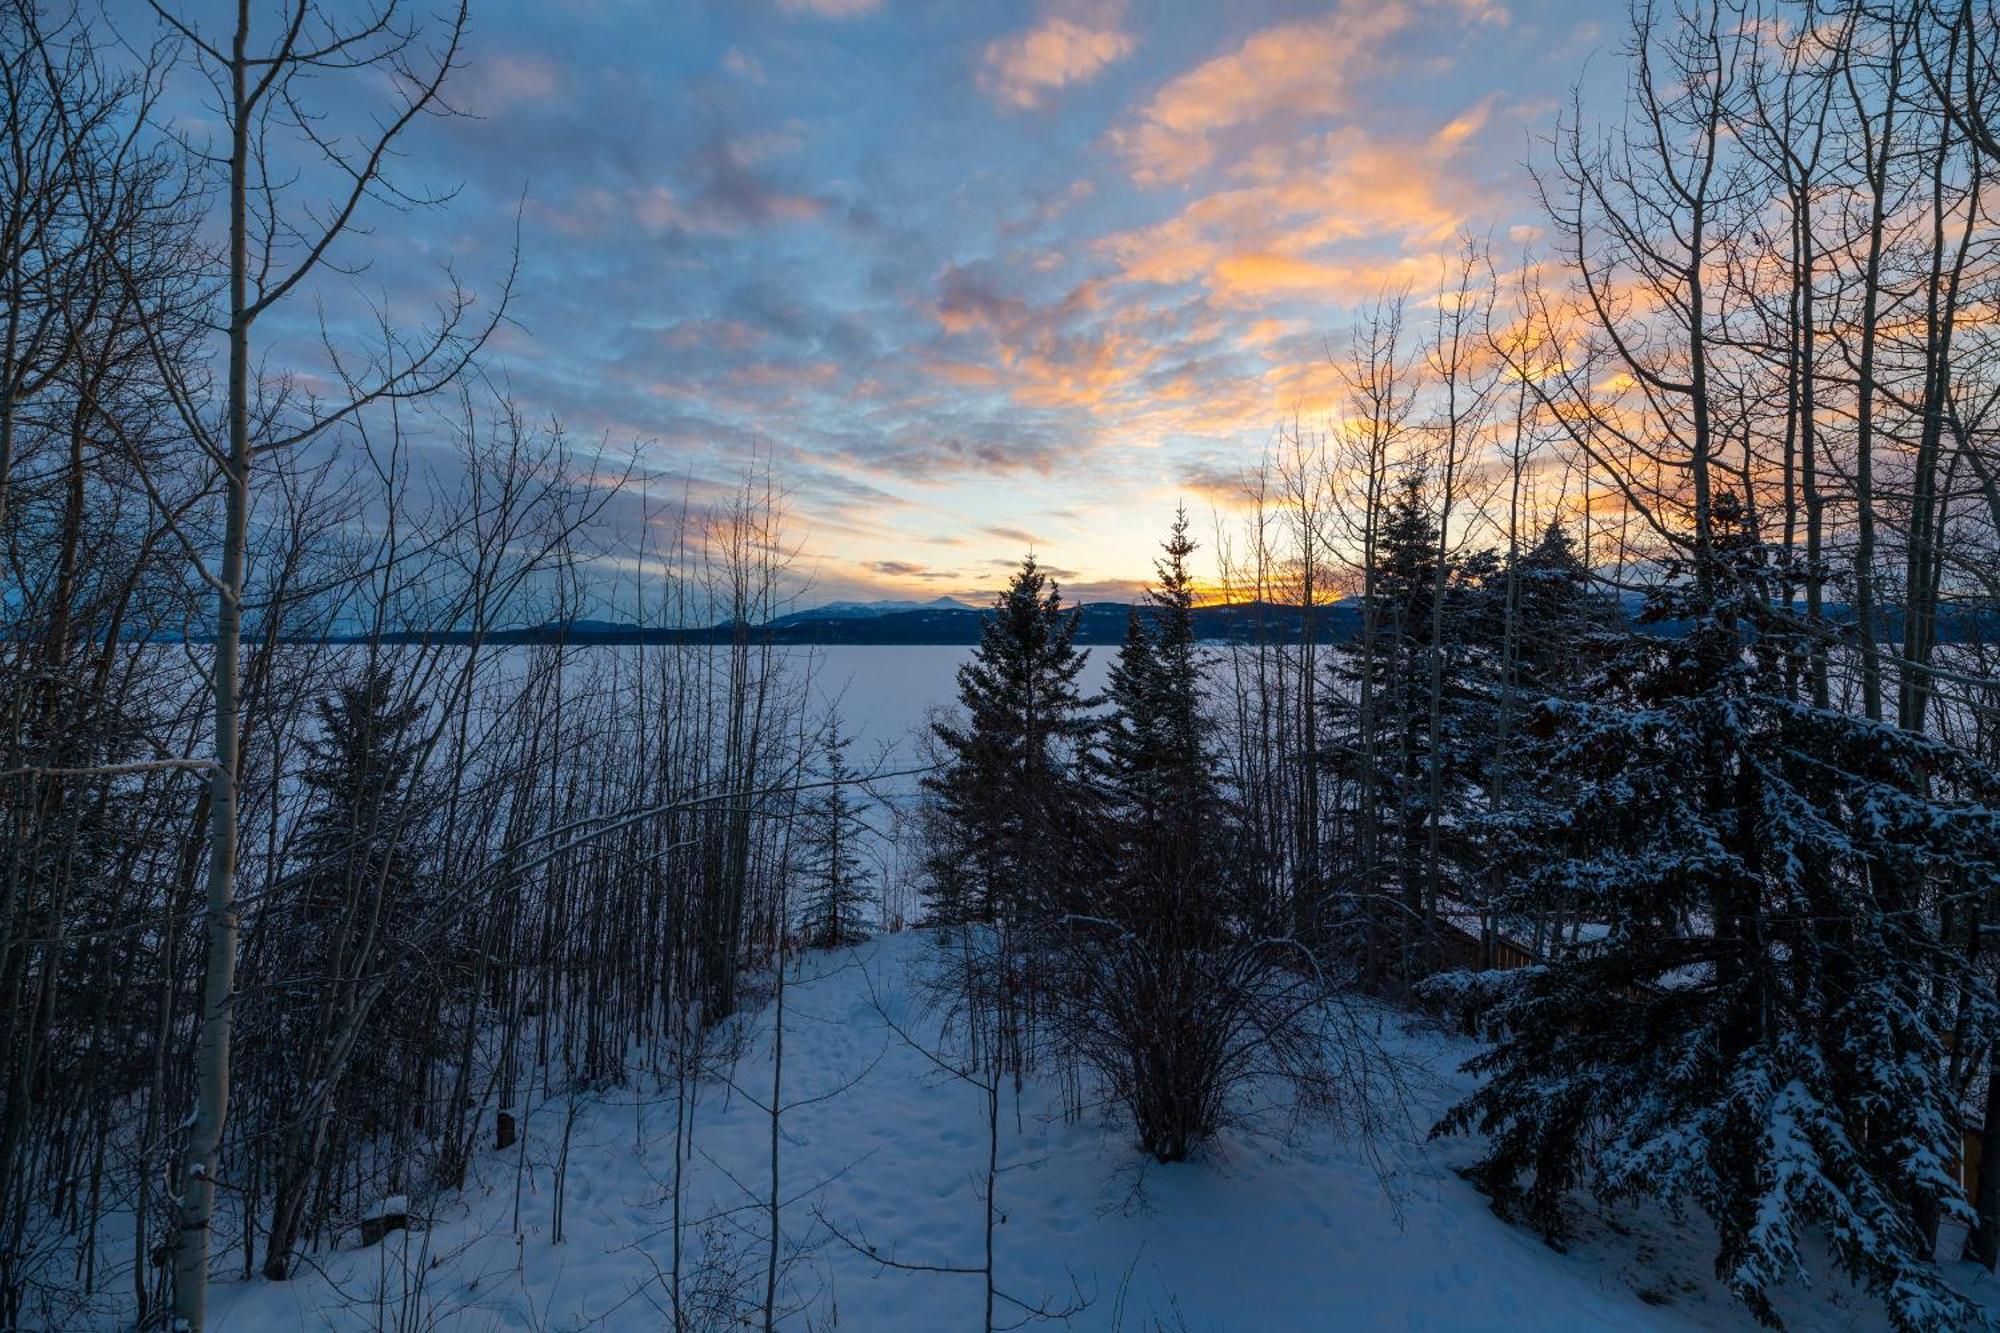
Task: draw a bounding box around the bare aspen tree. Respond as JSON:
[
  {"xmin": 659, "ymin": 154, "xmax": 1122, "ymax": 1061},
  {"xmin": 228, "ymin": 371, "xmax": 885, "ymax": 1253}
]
[
  {"xmin": 1420, "ymin": 241, "xmax": 1499, "ymax": 936},
  {"xmin": 1326, "ymin": 294, "xmax": 1413, "ymax": 982},
  {"xmin": 137, "ymin": 2, "xmax": 497, "ymax": 1323}
]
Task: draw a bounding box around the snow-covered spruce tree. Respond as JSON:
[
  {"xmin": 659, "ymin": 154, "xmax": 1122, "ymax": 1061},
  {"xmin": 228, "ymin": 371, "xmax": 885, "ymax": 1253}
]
[
  {"xmin": 1428, "ymin": 497, "xmax": 2000, "ymax": 1331},
  {"xmin": 924, "ymin": 554, "xmax": 1096, "ymax": 926},
  {"xmin": 798, "ymin": 721, "xmax": 871, "ymax": 949},
  {"xmin": 1475, "ymin": 519, "xmax": 1628, "ymax": 959}
]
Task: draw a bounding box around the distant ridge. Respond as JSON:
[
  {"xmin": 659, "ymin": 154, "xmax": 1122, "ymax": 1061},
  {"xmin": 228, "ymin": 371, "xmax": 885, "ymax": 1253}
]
[
  {"xmin": 361, "ymin": 594, "xmax": 2000, "ymax": 648},
  {"xmin": 400, "ymin": 599, "xmax": 1363, "ymax": 646},
  {"xmin": 768, "ymin": 596, "xmax": 978, "ymax": 626}
]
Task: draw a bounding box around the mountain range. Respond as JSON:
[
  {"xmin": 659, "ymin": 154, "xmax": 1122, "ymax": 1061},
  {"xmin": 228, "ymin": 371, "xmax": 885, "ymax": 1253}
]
[{"xmin": 371, "ymin": 593, "xmax": 2000, "ymax": 648}]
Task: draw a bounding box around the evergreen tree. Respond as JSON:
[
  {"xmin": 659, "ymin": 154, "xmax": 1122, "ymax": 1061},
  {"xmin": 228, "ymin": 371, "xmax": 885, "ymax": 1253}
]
[
  {"xmin": 1503, "ymin": 520, "xmax": 1620, "ymax": 699},
  {"xmin": 924, "ymin": 554, "xmax": 1094, "ymax": 924},
  {"xmin": 1062, "ymin": 510, "xmax": 1339, "ymax": 1163},
  {"xmin": 247, "ymin": 663, "xmax": 437, "ymax": 1278},
  {"xmin": 1430, "ymin": 496, "xmax": 2000, "ymax": 1331},
  {"xmin": 1098, "ymin": 608, "xmax": 1166, "ymax": 826},
  {"xmin": 1324, "ymin": 470, "xmax": 1497, "ymax": 979},
  {"xmin": 1474, "ymin": 518, "xmax": 1626, "ymax": 961},
  {"xmin": 293, "ymin": 667, "xmax": 431, "ymax": 931},
  {"xmin": 798, "ymin": 721, "xmax": 871, "ymax": 949},
  {"xmin": 1096, "ymin": 505, "xmax": 1223, "ymax": 914}
]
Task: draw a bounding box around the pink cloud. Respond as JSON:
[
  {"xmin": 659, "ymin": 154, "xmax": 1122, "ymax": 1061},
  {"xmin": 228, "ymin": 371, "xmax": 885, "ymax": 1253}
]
[
  {"xmin": 456, "ymin": 53, "xmax": 562, "ymax": 117},
  {"xmin": 777, "ymin": 0, "xmax": 883, "ymax": 16}
]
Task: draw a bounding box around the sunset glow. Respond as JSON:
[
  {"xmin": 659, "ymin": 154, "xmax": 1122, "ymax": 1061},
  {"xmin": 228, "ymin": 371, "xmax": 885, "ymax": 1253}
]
[{"xmin": 331, "ymin": 0, "xmax": 1621, "ymax": 607}]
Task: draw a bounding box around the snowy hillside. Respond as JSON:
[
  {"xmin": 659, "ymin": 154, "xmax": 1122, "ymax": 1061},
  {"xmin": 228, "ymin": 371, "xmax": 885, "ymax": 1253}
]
[{"xmin": 199, "ymin": 931, "xmax": 1999, "ymax": 1332}]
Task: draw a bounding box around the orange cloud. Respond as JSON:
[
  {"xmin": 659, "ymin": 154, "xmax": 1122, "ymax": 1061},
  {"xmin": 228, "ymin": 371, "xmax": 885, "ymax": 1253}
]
[
  {"xmin": 982, "ymin": 15, "xmax": 1135, "ymax": 109},
  {"xmin": 1213, "ymin": 252, "xmax": 1350, "ymax": 297},
  {"xmin": 1100, "ymin": 123, "xmax": 1478, "ymax": 306},
  {"xmin": 1112, "ymin": 3, "xmax": 1414, "ymax": 184}
]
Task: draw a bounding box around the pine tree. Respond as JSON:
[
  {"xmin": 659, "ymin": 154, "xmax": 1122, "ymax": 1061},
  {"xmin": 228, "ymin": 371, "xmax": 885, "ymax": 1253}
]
[
  {"xmin": 798, "ymin": 722, "xmax": 870, "ymax": 949},
  {"xmin": 925, "ymin": 554, "xmax": 1094, "ymax": 924},
  {"xmin": 1430, "ymin": 496, "xmax": 2000, "ymax": 1331}
]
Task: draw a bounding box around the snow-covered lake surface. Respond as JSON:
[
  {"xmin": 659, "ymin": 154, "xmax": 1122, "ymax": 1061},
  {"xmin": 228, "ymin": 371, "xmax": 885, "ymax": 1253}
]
[
  {"xmin": 202, "ymin": 928, "xmax": 2000, "ymax": 1331},
  {"xmin": 794, "ymin": 645, "xmax": 1113, "ymax": 923},
  {"xmin": 799, "ymin": 642, "xmax": 1114, "ymax": 769}
]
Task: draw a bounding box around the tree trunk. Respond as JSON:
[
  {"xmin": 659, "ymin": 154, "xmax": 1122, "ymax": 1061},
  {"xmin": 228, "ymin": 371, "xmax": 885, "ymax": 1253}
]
[{"xmin": 172, "ymin": 7, "xmax": 251, "ymax": 1324}]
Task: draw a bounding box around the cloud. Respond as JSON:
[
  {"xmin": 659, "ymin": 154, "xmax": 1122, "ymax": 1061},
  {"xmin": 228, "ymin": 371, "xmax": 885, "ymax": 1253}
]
[
  {"xmin": 685, "ymin": 129, "xmax": 826, "ymax": 228},
  {"xmin": 381, "ymin": 0, "xmax": 1556, "ymax": 606},
  {"xmin": 1176, "ymin": 457, "xmax": 1253, "ymax": 504},
  {"xmin": 1060, "ymin": 577, "xmax": 1148, "ymax": 602},
  {"xmin": 1100, "ymin": 119, "xmax": 1487, "ymax": 306},
  {"xmin": 722, "ymin": 49, "xmax": 766, "ymax": 83},
  {"xmin": 777, "ymin": 0, "xmax": 883, "ymax": 15},
  {"xmin": 1111, "ymin": 3, "xmax": 1414, "ymax": 184},
  {"xmin": 934, "ymin": 261, "xmax": 1030, "ymax": 334},
  {"xmin": 981, "ymin": 15, "xmax": 1135, "ymax": 109},
  {"xmin": 864, "ymin": 560, "xmax": 958, "ymax": 579},
  {"xmin": 455, "ymin": 52, "xmax": 563, "ymax": 116}
]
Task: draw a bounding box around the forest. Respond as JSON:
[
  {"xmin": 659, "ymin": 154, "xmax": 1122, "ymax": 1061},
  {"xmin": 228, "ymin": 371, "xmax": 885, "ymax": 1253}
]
[{"xmin": 6, "ymin": 0, "xmax": 2000, "ymax": 1329}]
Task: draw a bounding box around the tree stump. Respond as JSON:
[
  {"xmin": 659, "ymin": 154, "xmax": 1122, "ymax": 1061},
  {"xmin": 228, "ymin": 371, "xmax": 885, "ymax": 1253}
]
[{"xmin": 359, "ymin": 1195, "xmax": 409, "ymax": 1247}]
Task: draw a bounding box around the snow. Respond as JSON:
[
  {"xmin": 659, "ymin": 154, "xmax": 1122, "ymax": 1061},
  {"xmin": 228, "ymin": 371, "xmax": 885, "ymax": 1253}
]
[
  {"xmin": 198, "ymin": 928, "xmax": 2000, "ymax": 1331},
  {"xmin": 803, "ymin": 644, "xmax": 1113, "ymax": 780}
]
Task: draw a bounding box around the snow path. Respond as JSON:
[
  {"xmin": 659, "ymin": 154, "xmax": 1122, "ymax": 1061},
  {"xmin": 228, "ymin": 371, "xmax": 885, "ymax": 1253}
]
[{"xmin": 206, "ymin": 930, "xmax": 2000, "ymax": 1331}]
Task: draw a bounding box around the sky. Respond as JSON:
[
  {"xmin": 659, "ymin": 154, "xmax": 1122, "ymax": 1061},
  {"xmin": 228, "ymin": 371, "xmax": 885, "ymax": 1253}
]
[{"xmin": 147, "ymin": 0, "xmax": 1630, "ymax": 612}]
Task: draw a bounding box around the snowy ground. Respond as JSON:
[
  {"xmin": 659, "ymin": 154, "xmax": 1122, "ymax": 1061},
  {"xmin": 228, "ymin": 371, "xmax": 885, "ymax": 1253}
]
[{"xmin": 202, "ymin": 929, "xmax": 2000, "ymax": 1332}]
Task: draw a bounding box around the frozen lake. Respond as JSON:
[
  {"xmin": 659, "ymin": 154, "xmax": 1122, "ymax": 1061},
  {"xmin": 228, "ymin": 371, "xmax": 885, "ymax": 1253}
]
[
  {"xmin": 796, "ymin": 643, "xmax": 1115, "ymax": 777},
  {"xmin": 788, "ymin": 644, "xmax": 1115, "ymax": 923}
]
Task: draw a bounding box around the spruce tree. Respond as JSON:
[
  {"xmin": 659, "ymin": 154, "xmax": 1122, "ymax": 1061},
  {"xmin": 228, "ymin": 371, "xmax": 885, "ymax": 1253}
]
[
  {"xmin": 1431, "ymin": 496, "xmax": 2000, "ymax": 1331},
  {"xmin": 294, "ymin": 667, "xmax": 430, "ymax": 926},
  {"xmin": 1504, "ymin": 520, "xmax": 1620, "ymax": 700},
  {"xmin": 1325, "ymin": 470, "xmax": 1496, "ymax": 979},
  {"xmin": 798, "ymin": 721, "xmax": 870, "ymax": 949},
  {"xmin": 1065, "ymin": 510, "xmax": 1339, "ymax": 1163},
  {"xmin": 1476, "ymin": 518, "xmax": 1624, "ymax": 960},
  {"xmin": 249, "ymin": 663, "xmax": 436, "ymax": 1278},
  {"xmin": 1096, "ymin": 505, "xmax": 1222, "ymax": 912},
  {"xmin": 925, "ymin": 554, "xmax": 1094, "ymax": 924}
]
